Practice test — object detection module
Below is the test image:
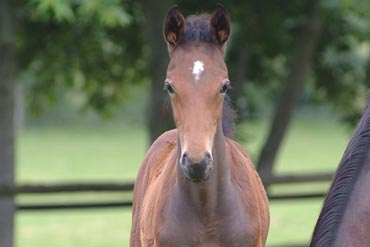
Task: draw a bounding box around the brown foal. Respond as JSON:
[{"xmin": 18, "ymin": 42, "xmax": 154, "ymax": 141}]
[{"xmin": 130, "ymin": 5, "xmax": 269, "ymax": 247}]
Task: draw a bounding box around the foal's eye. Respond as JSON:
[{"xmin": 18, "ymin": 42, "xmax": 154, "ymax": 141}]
[
  {"xmin": 220, "ymin": 81, "xmax": 232, "ymax": 94},
  {"xmin": 163, "ymin": 81, "xmax": 175, "ymax": 94}
]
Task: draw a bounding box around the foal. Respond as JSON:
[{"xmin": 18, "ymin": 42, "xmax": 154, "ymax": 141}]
[{"xmin": 130, "ymin": 5, "xmax": 269, "ymax": 247}]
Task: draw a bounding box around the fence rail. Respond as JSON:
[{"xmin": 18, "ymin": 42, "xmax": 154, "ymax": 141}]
[
  {"xmin": 262, "ymin": 172, "xmax": 333, "ymax": 185},
  {"xmin": 0, "ymin": 172, "xmax": 334, "ymax": 211},
  {"xmin": 0, "ymin": 182, "xmax": 134, "ymax": 195},
  {"xmin": 17, "ymin": 201, "xmax": 133, "ymax": 211}
]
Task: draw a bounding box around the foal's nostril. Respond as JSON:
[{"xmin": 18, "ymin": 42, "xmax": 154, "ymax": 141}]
[
  {"xmin": 205, "ymin": 152, "xmax": 212, "ymax": 161},
  {"xmin": 181, "ymin": 153, "xmax": 187, "ymax": 165}
]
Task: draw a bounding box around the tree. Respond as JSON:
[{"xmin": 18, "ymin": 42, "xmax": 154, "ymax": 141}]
[
  {"xmin": 312, "ymin": 0, "xmax": 370, "ymax": 125},
  {"xmin": 140, "ymin": 0, "xmax": 174, "ymax": 143},
  {"xmin": 0, "ymin": 1, "xmax": 143, "ymax": 246},
  {"xmin": 0, "ymin": 1, "xmax": 16, "ymax": 246},
  {"xmin": 217, "ymin": 0, "xmax": 370, "ymax": 177},
  {"xmin": 18, "ymin": 0, "xmax": 144, "ymax": 115},
  {"xmin": 257, "ymin": 0, "xmax": 322, "ymax": 179}
]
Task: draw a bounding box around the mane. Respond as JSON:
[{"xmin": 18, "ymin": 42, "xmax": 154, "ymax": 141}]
[
  {"xmin": 222, "ymin": 95, "xmax": 237, "ymax": 138},
  {"xmin": 310, "ymin": 99, "xmax": 370, "ymax": 247},
  {"xmin": 180, "ymin": 14, "xmax": 217, "ymax": 46}
]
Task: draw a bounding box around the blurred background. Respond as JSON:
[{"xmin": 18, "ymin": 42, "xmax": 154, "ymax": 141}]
[{"xmin": 0, "ymin": 0, "xmax": 370, "ymax": 246}]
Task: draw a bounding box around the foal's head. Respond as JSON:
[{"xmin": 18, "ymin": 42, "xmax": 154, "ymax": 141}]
[{"xmin": 163, "ymin": 5, "xmax": 231, "ymax": 182}]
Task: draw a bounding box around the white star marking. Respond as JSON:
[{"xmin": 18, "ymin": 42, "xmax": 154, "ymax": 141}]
[{"xmin": 192, "ymin": 60, "xmax": 204, "ymax": 81}]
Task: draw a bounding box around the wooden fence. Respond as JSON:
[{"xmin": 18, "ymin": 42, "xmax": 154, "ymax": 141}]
[
  {"xmin": 0, "ymin": 172, "xmax": 334, "ymax": 247},
  {"xmin": 0, "ymin": 172, "xmax": 333, "ymax": 211}
]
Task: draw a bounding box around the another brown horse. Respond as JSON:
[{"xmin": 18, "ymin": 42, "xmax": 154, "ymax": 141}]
[
  {"xmin": 130, "ymin": 5, "xmax": 269, "ymax": 247},
  {"xmin": 310, "ymin": 97, "xmax": 370, "ymax": 247}
]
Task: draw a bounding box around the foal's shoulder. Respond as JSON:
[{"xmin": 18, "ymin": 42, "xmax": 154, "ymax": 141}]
[
  {"xmin": 224, "ymin": 137, "xmax": 258, "ymax": 177},
  {"xmin": 151, "ymin": 129, "xmax": 178, "ymax": 150},
  {"xmin": 133, "ymin": 129, "xmax": 178, "ymax": 202},
  {"xmin": 141, "ymin": 129, "xmax": 178, "ymax": 170},
  {"xmin": 225, "ymin": 137, "xmax": 251, "ymax": 160},
  {"xmin": 131, "ymin": 129, "xmax": 178, "ymax": 244}
]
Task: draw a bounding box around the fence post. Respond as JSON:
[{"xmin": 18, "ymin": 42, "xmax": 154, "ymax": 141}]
[{"xmin": 0, "ymin": 0, "xmax": 16, "ymax": 246}]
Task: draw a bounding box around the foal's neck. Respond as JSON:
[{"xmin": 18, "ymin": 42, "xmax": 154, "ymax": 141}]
[{"xmin": 176, "ymin": 123, "xmax": 232, "ymax": 215}]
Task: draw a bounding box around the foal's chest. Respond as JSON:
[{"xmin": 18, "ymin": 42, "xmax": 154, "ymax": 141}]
[{"xmin": 158, "ymin": 204, "xmax": 257, "ymax": 247}]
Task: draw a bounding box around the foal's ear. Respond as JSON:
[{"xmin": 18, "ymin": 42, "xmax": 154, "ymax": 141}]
[
  {"xmin": 164, "ymin": 5, "xmax": 185, "ymax": 47},
  {"xmin": 210, "ymin": 4, "xmax": 231, "ymax": 47}
]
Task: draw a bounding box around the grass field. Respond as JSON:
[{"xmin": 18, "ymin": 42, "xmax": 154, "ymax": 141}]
[{"xmin": 15, "ymin": 120, "xmax": 352, "ymax": 247}]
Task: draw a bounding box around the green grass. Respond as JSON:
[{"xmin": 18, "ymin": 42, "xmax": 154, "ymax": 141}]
[
  {"xmin": 15, "ymin": 120, "xmax": 352, "ymax": 247},
  {"xmin": 17, "ymin": 209, "xmax": 132, "ymax": 247},
  {"xmin": 17, "ymin": 126, "xmax": 147, "ymax": 182}
]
